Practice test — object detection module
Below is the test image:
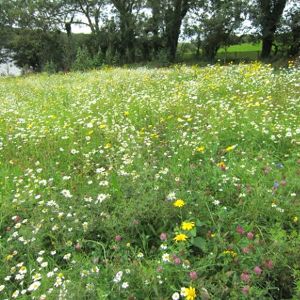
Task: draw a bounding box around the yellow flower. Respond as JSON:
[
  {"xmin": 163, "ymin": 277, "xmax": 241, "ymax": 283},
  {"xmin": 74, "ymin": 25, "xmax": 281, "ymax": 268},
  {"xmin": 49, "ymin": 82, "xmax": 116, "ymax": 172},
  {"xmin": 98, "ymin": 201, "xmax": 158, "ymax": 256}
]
[
  {"xmin": 293, "ymin": 216, "xmax": 298, "ymax": 223},
  {"xmin": 174, "ymin": 233, "xmax": 188, "ymax": 242},
  {"xmin": 196, "ymin": 146, "xmax": 205, "ymax": 153},
  {"xmin": 181, "ymin": 221, "xmax": 195, "ymax": 231},
  {"xmin": 225, "ymin": 145, "xmax": 236, "ymax": 152},
  {"xmin": 150, "ymin": 133, "xmax": 159, "ymax": 139},
  {"xmin": 124, "ymin": 111, "xmax": 129, "ymax": 116},
  {"xmin": 223, "ymin": 250, "xmax": 237, "ymax": 257},
  {"xmin": 173, "ymin": 199, "xmax": 185, "ymax": 208},
  {"xmin": 5, "ymin": 254, "xmax": 13, "ymax": 261},
  {"xmin": 217, "ymin": 161, "xmax": 226, "ymax": 169},
  {"xmin": 99, "ymin": 124, "xmax": 106, "ymax": 129},
  {"xmin": 185, "ymin": 287, "xmax": 196, "ymax": 300}
]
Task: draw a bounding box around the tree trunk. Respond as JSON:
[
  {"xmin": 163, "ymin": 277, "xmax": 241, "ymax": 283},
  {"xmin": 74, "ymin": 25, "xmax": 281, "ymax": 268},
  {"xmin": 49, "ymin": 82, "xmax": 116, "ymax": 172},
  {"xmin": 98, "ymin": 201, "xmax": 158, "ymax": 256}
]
[
  {"xmin": 259, "ymin": 0, "xmax": 287, "ymax": 59},
  {"xmin": 165, "ymin": 0, "xmax": 190, "ymax": 62},
  {"xmin": 261, "ymin": 35, "xmax": 273, "ymax": 59}
]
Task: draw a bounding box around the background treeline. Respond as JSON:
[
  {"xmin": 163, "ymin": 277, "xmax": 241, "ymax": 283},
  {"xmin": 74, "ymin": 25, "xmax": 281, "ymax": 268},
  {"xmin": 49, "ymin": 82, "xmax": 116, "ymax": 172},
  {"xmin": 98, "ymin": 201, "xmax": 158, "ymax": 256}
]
[{"xmin": 0, "ymin": 0, "xmax": 299, "ymax": 72}]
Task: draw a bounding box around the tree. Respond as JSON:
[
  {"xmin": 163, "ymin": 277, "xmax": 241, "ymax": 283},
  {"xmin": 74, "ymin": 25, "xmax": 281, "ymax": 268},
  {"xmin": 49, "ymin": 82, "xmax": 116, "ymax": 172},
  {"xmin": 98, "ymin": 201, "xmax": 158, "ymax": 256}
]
[
  {"xmin": 111, "ymin": 0, "xmax": 144, "ymax": 62},
  {"xmin": 185, "ymin": 0, "xmax": 245, "ymax": 61},
  {"xmin": 144, "ymin": 0, "xmax": 194, "ymax": 62},
  {"xmin": 284, "ymin": 2, "xmax": 300, "ymax": 56},
  {"xmin": 164, "ymin": 0, "xmax": 192, "ymax": 61},
  {"xmin": 251, "ymin": 0, "xmax": 288, "ymax": 59}
]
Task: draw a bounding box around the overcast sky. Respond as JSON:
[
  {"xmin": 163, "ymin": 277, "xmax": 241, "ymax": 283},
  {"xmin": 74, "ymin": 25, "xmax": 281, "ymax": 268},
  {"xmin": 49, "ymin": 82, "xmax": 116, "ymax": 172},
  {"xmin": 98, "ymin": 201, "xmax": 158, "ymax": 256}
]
[{"xmin": 71, "ymin": 1, "xmax": 298, "ymax": 35}]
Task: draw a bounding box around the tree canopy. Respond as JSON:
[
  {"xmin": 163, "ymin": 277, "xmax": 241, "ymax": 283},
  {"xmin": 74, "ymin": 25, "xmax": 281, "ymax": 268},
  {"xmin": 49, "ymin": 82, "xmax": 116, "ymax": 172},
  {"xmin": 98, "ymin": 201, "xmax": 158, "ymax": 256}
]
[{"xmin": 0, "ymin": 0, "xmax": 299, "ymax": 71}]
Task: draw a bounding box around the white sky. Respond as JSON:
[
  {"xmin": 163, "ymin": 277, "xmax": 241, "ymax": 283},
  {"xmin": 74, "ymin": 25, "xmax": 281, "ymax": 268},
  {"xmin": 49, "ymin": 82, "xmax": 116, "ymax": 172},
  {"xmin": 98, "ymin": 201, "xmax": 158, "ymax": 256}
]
[{"xmin": 70, "ymin": 0, "xmax": 299, "ymax": 35}]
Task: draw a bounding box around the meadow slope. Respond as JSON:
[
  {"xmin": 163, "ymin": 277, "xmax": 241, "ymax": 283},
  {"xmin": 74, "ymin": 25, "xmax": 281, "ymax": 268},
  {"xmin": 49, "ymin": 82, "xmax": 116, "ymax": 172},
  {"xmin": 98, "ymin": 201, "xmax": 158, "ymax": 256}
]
[{"xmin": 0, "ymin": 63, "xmax": 300, "ymax": 299}]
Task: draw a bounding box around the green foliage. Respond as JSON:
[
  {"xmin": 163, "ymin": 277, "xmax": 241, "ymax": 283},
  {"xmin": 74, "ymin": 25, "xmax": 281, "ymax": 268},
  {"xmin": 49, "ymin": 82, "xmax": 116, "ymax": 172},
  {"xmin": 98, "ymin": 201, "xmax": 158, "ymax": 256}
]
[
  {"xmin": 1, "ymin": 0, "xmax": 299, "ymax": 69},
  {"xmin": 156, "ymin": 49, "xmax": 171, "ymax": 66},
  {"xmin": 186, "ymin": 0, "xmax": 246, "ymax": 61},
  {"xmin": 43, "ymin": 61, "xmax": 57, "ymax": 74},
  {"xmin": 72, "ymin": 46, "xmax": 94, "ymax": 71}
]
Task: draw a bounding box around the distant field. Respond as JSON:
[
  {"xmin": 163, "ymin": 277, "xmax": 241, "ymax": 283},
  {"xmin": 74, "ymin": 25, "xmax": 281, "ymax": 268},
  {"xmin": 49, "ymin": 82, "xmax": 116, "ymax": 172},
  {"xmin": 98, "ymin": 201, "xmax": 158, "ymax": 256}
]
[
  {"xmin": 180, "ymin": 43, "xmax": 262, "ymax": 62},
  {"xmin": 0, "ymin": 63, "xmax": 300, "ymax": 299},
  {"xmin": 219, "ymin": 43, "xmax": 261, "ymax": 53}
]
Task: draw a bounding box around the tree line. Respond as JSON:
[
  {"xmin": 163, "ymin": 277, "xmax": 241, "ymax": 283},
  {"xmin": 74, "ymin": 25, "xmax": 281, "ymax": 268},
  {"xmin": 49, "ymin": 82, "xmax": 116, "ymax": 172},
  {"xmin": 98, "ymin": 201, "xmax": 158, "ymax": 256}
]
[{"xmin": 0, "ymin": 0, "xmax": 299, "ymax": 72}]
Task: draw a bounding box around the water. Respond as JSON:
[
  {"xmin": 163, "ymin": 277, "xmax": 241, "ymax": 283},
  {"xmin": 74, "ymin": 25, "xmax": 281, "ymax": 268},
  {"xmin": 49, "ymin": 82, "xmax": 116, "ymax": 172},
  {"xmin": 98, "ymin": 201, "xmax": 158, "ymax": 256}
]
[{"xmin": 0, "ymin": 61, "xmax": 22, "ymax": 76}]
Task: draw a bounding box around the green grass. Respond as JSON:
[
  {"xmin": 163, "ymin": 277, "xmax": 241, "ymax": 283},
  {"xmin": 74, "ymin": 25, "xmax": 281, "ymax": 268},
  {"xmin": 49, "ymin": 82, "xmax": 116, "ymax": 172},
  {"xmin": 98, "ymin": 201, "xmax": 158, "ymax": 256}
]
[
  {"xmin": 219, "ymin": 43, "xmax": 261, "ymax": 53},
  {"xmin": 0, "ymin": 63, "xmax": 300, "ymax": 299},
  {"xmin": 181, "ymin": 43, "xmax": 262, "ymax": 63}
]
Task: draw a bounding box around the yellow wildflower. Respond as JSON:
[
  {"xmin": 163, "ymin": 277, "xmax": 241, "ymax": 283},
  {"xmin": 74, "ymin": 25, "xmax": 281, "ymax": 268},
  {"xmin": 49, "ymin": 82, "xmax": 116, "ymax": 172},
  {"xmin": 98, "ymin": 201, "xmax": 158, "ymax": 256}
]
[
  {"xmin": 150, "ymin": 133, "xmax": 159, "ymax": 139},
  {"xmin": 174, "ymin": 233, "xmax": 188, "ymax": 242},
  {"xmin": 5, "ymin": 255, "xmax": 13, "ymax": 261},
  {"xmin": 173, "ymin": 199, "xmax": 185, "ymax": 208},
  {"xmin": 185, "ymin": 287, "xmax": 196, "ymax": 300},
  {"xmin": 293, "ymin": 216, "xmax": 298, "ymax": 223},
  {"xmin": 196, "ymin": 146, "xmax": 205, "ymax": 153},
  {"xmin": 223, "ymin": 250, "xmax": 237, "ymax": 257},
  {"xmin": 181, "ymin": 221, "xmax": 195, "ymax": 231},
  {"xmin": 217, "ymin": 161, "xmax": 226, "ymax": 169},
  {"xmin": 124, "ymin": 111, "xmax": 129, "ymax": 116},
  {"xmin": 225, "ymin": 145, "xmax": 236, "ymax": 152}
]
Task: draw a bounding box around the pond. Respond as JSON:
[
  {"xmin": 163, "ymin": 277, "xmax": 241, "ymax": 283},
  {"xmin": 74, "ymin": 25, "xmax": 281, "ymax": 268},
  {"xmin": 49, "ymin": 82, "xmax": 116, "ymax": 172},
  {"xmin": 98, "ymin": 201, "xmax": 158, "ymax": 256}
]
[{"xmin": 0, "ymin": 61, "xmax": 22, "ymax": 76}]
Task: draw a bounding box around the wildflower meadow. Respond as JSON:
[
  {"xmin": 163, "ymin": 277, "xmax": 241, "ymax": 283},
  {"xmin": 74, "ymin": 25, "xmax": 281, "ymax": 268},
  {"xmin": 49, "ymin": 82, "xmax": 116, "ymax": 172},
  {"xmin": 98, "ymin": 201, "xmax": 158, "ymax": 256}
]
[{"xmin": 0, "ymin": 63, "xmax": 300, "ymax": 299}]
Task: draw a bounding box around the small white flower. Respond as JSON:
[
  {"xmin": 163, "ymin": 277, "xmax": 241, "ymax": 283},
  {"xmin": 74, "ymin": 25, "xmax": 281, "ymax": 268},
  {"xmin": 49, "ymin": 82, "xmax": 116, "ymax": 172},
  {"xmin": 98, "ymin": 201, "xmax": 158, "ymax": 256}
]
[
  {"xmin": 180, "ymin": 287, "xmax": 187, "ymax": 297},
  {"xmin": 160, "ymin": 244, "xmax": 168, "ymax": 250},
  {"xmin": 15, "ymin": 274, "xmax": 24, "ymax": 281},
  {"xmin": 82, "ymin": 222, "xmax": 89, "ymax": 231},
  {"xmin": 70, "ymin": 149, "xmax": 78, "ymax": 154},
  {"xmin": 47, "ymin": 271, "xmax": 54, "ymax": 278},
  {"xmin": 0, "ymin": 285, "xmax": 5, "ymax": 292},
  {"xmin": 61, "ymin": 189, "xmax": 72, "ymax": 198},
  {"xmin": 113, "ymin": 271, "xmax": 123, "ymax": 283},
  {"xmin": 137, "ymin": 252, "xmax": 144, "ymax": 258},
  {"xmin": 172, "ymin": 292, "xmax": 180, "ymax": 300},
  {"xmin": 91, "ymin": 266, "xmax": 99, "ymax": 273},
  {"xmin": 12, "ymin": 290, "xmax": 19, "ymax": 298},
  {"xmin": 18, "ymin": 266, "xmax": 27, "ymax": 274},
  {"xmin": 121, "ymin": 282, "xmax": 129, "ymax": 289},
  {"xmin": 96, "ymin": 193, "xmax": 109, "ymax": 204},
  {"xmin": 162, "ymin": 253, "xmax": 170, "ymax": 262},
  {"xmin": 166, "ymin": 192, "xmax": 176, "ymax": 201},
  {"xmin": 96, "ymin": 167, "xmax": 105, "ymax": 174},
  {"xmin": 27, "ymin": 281, "xmax": 41, "ymax": 292},
  {"xmin": 32, "ymin": 273, "xmax": 42, "ymax": 281},
  {"xmin": 37, "ymin": 257, "xmax": 44, "ymax": 263},
  {"xmin": 63, "ymin": 253, "xmax": 71, "ymax": 260}
]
